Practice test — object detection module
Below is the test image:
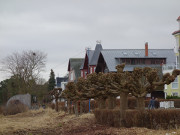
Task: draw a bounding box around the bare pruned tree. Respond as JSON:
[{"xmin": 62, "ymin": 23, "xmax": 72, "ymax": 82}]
[{"xmin": 1, "ymin": 50, "xmax": 47, "ymax": 93}]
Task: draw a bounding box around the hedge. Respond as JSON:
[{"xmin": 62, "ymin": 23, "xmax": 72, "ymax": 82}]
[{"xmin": 94, "ymin": 108, "xmax": 180, "ymax": 129}]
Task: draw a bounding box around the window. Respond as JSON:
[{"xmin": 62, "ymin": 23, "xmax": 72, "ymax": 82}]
[
  {"xmin": 81, "ymin": 71, "xmax": 83, "ymax": 77},
  {"xmin": 151, "ymin": 59, "xmax": 155, "ymax": 64},
  {"xmin": 136, "ymin": 59, "xmax": 140, "ymax": 64},
  {"xmin": 172, "ymin": 77, "xmax": 178, "ymax": 89},
  {"xmin": 90, "ymin": 67, "xmax": 92, "ymax": 73},
  {"xmin": 176, "ymin": 56, "xmax": 179, "ymax": 68},
  {"xmin": 131, "ymin": 59, "xmax": 135, "ymax": 65},
  {"xmin": 70, "ymin": 72, "xmax": 73, "ymax": 81},
  {"xmin": 156, "ymin": 60, "xmax": 161, "ymax": 64},
  {"xmin": 172, "ymin": 92, "xmax": 178, "ymax": 96},
  {"xmin": 85, "ymin": 71, "xmax": 87, "ymax": 79},
  {"xmin": 142, "ymin": 59, "xmax": 145, "ymax": 64},
  {"xmin": 94, "ymin": 67, "xmax": 96, "ymax": 72},
  {"xmin": 121, "ymin": 59, "xmax": 125, "ymax": 63},
  {"xmin": 126, "ymin": 59, "xmax": 130, "ymax": 64}
]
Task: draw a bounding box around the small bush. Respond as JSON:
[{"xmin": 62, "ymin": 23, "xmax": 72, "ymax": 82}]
[{"xmin": 3, "ymin": 100, "xmax": 28, "ymax": 115}]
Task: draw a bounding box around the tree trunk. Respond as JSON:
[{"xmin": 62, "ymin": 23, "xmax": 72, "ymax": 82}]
[
  {"xmin": 98, "ymin": 98, "xmax": 106, "ymax": 109},
  {"xmin": 55, "ymin": 99, "xmax": 59, "ymax": 112},
  {"xmin": 120, "ymin": 92, "xmax": 128, "ymax": 127},
  {"xmin": 74, "ymin": 101, "xmax": 79, "ymax": 116},
  {"xmin": 137, "ymin": 97, "xmax": 145, "ymax": 111},
  {"xmin": 80, "ymin": 100, "xmax": 83, "ymax": 115},
  {"xmin": 108, "ymin": 96, "xmax": 116, "ymax": 109},
  {"xmin": 67, "ymin": 99, "xmax": 71, "ymax": 114}
]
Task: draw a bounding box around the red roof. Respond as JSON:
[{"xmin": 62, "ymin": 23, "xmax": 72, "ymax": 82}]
[
  {"xmin": 172, "ymin": 30, "xmax": 180, "ymax": 35},
  {"xmin": 177, "ymin": 16, "xmax": 180, "ymax": 21}
]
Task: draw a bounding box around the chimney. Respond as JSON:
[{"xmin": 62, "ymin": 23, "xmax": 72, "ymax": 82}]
[{"xmin": 145, "ymin": 42, "xmax": 148, "ymax": 57}]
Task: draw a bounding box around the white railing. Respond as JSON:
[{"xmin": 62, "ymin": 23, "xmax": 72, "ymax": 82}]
[{"xmin": 160, "ymin": 101, "xmax": 174, "ymax": 109}]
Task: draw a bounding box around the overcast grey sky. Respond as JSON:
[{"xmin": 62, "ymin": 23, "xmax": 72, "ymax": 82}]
[{"xmin": 0, "ymin": 0, "xmax": 180, "ymax": 82}]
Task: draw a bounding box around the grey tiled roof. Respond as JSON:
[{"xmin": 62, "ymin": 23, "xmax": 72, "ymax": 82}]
[
  {"xmin": 88, "ymin": 50, "xmax": 95, "ymax": 64},
  {"xmin": 101, "ymin": 49, "xmax": 176, "ymax": 72},
  {"xmin": 89, "ymin": 44, "xmax": 103, "ymax": 65}
]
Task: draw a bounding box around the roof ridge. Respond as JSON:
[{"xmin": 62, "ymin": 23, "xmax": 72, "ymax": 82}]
[
  {"xmin": 69, "ymin": 58, "xmax": 84, "ymax": 59},
  {"xmin": 102, "ymin": 48, "xmax": 174, "ymax": 51}
]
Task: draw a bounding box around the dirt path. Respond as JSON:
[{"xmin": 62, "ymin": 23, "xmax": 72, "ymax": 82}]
[{"xmin": 0, "ymin": 108, "xmax": 179, "ymax": 135}]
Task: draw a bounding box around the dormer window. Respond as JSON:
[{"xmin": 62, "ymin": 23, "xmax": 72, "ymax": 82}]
[
  {"xmin": 152, "ymin": 52, "xmax": 157, "ymax": 56},
  {"xmin": 122, "ymin": 52, "xmax": 128, "ymax": 56},
  {"xmin": 134, "ymin": 52, "xmax": 139, "ymax": 56}
]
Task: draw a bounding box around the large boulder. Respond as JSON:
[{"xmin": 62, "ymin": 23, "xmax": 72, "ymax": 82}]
[
  {"xmin": 7, "ymin": 93, "xmax": 31, "ymax": 108},
  {"xmin": 4, "ymin": 99, "xmax": 28, "ymax": 115}
]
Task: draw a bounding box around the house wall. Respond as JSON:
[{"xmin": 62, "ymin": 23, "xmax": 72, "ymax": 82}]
[
  {"xmin": 164, "ymin": 29, "xmax": 180, "ymax": 97},
  {"xmin": 81, "ymin": 66, "xmax": 96, "ymax": 79},
  {"xmin": 81, "ymin": 69, "xmax": 88, "ymax": 78},
  {"xmin": 89, "ymin": 66, "xmax": 96, "ymax": 73},
  {"xmin": 61, "ymin": 82, "xmax": 67, "ymax": 91},
  {"xmin": 68, "ymin": 70, "xmax": 75, "ymax": 82},
  {"xmin": 164, "ymin": 76, "xmax": 180, "ymax": 97}
]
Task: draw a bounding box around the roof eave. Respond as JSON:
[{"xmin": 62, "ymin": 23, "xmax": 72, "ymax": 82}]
[{"xmin": 172, "ymin": 30, "xmax": 180, "ymax": 35}]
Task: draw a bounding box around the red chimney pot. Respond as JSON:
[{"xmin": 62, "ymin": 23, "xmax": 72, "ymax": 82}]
[{"xmin": 145, "ymin": 42, "xmax": 148, "ymax": 57}]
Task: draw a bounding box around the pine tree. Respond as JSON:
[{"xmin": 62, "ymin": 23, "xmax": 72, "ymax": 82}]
[{"xmin": 48, "ymin": 69, "xmax": 56, "ymax": 91}]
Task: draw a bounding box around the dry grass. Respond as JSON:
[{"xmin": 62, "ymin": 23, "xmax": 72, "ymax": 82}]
[
  {"xmin": 0, "ymin": 107, "xmax": 65, "ymax": 134},
  {"xmin": 1, "ymin": 108, "xmax": 180, "ymax": 135}
]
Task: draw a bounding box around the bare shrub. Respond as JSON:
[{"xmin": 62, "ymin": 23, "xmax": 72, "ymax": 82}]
[{"xmin": 3, "ymin": 100, "xmax": 28, "ymax": 115}]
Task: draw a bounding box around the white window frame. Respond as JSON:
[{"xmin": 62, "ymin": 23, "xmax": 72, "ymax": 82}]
[
  {"xmin": 164, "ymin": 84, "xmax": 167, "ymax": 90},
  {"xmin": 171, "ymin": 77, "xmax": 178, "ymax": 89}
]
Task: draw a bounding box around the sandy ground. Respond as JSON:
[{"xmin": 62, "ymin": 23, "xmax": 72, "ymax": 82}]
[{"xmin": 0, "ymin": 108, "xmax": 179, "ymax": 135}]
